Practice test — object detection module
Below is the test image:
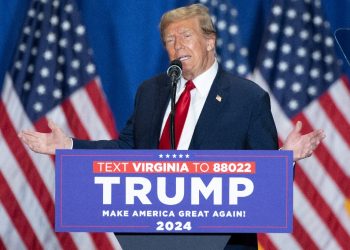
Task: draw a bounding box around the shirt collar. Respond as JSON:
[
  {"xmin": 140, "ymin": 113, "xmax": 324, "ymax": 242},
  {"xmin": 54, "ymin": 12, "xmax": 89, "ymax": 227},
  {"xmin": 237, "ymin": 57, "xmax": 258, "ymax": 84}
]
[{"xmin": 178, "ymin": 60, "xmax": 218, "ymax": 97}]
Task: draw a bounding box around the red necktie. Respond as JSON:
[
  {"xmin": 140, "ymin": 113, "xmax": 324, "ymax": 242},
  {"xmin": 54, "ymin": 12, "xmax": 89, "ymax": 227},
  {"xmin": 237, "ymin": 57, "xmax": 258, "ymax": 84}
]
[{"xmin": 159, "ymin": 80, "xmax": 195, "ymax": 149}]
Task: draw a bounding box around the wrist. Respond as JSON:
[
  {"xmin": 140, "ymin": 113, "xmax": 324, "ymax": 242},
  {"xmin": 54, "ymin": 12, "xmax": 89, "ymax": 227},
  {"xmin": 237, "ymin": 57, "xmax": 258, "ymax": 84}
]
[{"xmin": 64, "ymin": 137, "xmax": 73, "ymax": 149}]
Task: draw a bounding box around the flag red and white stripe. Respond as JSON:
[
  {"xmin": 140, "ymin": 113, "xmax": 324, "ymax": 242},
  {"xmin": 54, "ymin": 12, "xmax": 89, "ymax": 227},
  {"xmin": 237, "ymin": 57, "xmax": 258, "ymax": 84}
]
[
  {"xmin": 252, "ymin": 2, "xmax": 350, "ymax": 249},
  {"xmin": 0, "ymin": 75, "xmax": 122, "ymax": 250},
  {"xmin": 254, "ymin": 72, "xmax": 350, "ymax": 250},
  {"xmin": 0, "ymin": 0, "xmax": 121, "ymax": 249}
]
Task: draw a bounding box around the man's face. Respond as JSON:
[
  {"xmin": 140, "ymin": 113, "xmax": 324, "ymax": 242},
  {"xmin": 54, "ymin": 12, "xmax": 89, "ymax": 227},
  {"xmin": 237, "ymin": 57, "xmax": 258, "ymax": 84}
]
[{"xmin": 163, "ymin": 17, "xmax": 215, "ymax": 80}]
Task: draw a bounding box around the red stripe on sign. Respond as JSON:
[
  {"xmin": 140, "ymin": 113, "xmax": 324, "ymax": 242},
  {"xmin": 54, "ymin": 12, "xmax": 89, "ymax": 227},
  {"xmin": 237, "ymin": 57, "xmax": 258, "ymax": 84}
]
[
  {"xmin": 295, "ymin": 166, "xmax": 350, "ymax": 249},
  {"xmin": 292, "ymin": 114, "xmax": 350, "ymax": 197},
  {"xmin": 85, "ymin": 79, "xmax": 118, "ymax": 139},
  {"xmin": 292, "ymin": 216, "xmax": 318, "ymax": 250},
  {"xmin": 61, "ymin": 98, "xmax": 90, "ymax": 139},
  {"xmin": 0, "ymin": 172, "xmax": 43, "ymax": 250},
  {"xmin": 258, "ymin": 233, "xmax": 278, "ymax": 250},
  {"xmin": 319, "ymin": 93, "xmax": 350, "ymax": 147},
  {"xmin": 0, "ymin": 101, "xmax": 78, "ymax": 250}
]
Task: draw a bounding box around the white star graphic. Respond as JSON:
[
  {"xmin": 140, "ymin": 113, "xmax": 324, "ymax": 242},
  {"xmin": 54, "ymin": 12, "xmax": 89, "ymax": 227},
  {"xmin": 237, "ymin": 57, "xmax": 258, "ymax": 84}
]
[
  {"xmin": 47, "ymin": 32, "xmax": 56, "ymax": 43},
  {"xmin": 86, "ymin": 63, "xmax": 96, "ymax": 74},
  {"xmin": 43, "ymin": 50, "xmax": 53, "ymax": 61},
  {"xmin": 50, "ymin": 16, "xmax": 59, "ymax": 26},
  {"xmin": 61, "ymin": 21, "xmax": 71, "ymax": 31},
  {"xmin": 33, "ymin": 102, "xmax": 43, "ymax": 112},
  {"xmin": 56, "ymin": 72, "xmax": 64, "ymax": 81},
  {"xmin": 76, "ymin": 25, "xmax": 85, "ymax": 36},
  {"xmin": 65, "ymin": 4, "xmax": 73, "ymax": 13},
  {"xmin": 40, "ymin": 67, "xmax": 50, "ymax": 78},
  {"xmin": 37, "ymin": 85, "xmax": 46, "ymax": 95},
  {"xmin": 71, "ymin": 59, "xmax": 80, "ymax": 69},
  {"xmin": 68, "ymin": 76, "xmax": 77, "ymax": 86},
  {"xmin": 53, "ymin": 89, "xmax": 62, "ymax": 99}
]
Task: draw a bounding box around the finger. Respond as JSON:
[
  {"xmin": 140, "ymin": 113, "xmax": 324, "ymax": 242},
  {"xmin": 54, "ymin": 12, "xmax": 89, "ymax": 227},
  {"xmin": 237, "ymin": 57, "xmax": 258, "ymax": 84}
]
[
  {"xmin": 310, "ymin": 130, "xmax": 326, "ymax": 144},
  {"xmin": 301, "ymin": 148, "xmax": 313, "ymax": 159},
  {"xmin": 305, "ymin": 152, "xmax": 312, "ymax": 158},
  {"xmin": 303, "ymin": 129, "xmax": 322, "ymax": 142},
  {"xmin": 30, "ymin": 144, "xmax": 42, "ymax": 154},
  {"xmin": 18, "ymin": 131, "xmax": 24, "ymax": 139},
  {"xmin": 318, "ymin": 129, "xmax": 326, "ymax": 140},
  {"xmin": 19, "ymin": 131, "xmax": 45, "ymax": 144},
  {"xmin": 20, "ymin": 131, "xmax": 43, "ymax": 139},
  {"xmin": 20, "ymin": 136, "xmax": 39, "ymax": 146},
  {"xmin": 307, "ymin": 148, "xmax": 313, "ymax": 157},
  {"xmin": 18, "ymin": 134, "xmax": 29, "ymax": 145}
]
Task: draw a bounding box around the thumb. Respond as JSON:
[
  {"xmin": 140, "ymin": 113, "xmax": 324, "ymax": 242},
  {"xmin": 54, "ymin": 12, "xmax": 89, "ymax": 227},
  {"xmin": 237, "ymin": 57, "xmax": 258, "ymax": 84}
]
[
  {"xmin": 47, "ymin": 119, "xmax": 58, "ymax": 132},
  {"xmin": 293, "ymin": 121, "xmax": 302, "ymax": 134}
]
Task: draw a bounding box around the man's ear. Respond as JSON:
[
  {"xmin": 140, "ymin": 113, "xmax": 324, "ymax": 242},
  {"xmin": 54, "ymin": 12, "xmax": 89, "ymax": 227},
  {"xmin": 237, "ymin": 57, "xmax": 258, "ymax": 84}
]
[{"xmin": 206, "ymin": 36, "xmax": 216, "ymax": 51}]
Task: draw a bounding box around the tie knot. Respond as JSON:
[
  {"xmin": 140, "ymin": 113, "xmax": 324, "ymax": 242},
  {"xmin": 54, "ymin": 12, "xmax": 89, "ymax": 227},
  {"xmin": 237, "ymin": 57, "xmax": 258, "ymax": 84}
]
[{"xmin": 185, "ymin": 80, "xmax": 195, "ymax": 92}]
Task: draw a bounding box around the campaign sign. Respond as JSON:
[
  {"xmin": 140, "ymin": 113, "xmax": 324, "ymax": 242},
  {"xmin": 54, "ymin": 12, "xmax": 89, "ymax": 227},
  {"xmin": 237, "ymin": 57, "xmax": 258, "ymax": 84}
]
[{"xmin": 55, "ymin": 150, "xmax": 293, "ymax": 233}]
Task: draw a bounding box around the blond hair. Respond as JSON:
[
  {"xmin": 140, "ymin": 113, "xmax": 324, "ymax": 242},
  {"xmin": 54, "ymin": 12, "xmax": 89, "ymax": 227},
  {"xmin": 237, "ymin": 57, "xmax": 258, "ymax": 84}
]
[{"xmin": 159, "ymin": 4, "xmax": 216, "ymax": 43}]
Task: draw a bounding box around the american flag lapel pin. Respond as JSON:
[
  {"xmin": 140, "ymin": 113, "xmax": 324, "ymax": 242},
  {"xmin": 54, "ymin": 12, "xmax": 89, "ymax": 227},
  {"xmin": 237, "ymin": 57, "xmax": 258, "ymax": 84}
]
[{"xmin": 216, "ymin": 95, "xmax": 222, "ymax": 102}]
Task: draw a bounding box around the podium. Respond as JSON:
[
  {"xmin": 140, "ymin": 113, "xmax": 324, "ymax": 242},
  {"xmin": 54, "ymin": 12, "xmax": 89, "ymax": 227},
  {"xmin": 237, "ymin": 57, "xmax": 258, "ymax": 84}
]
[{"xmin": 55, "ymin": 149, "xmax": 293, "ymax": 249}]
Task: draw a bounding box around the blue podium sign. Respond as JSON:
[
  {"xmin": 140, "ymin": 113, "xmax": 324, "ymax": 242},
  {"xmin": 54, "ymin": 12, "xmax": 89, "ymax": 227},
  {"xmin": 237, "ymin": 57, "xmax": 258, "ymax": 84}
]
[{"xmin": 55, "ymin": 150, "xmax": 293, "ymax": 233}]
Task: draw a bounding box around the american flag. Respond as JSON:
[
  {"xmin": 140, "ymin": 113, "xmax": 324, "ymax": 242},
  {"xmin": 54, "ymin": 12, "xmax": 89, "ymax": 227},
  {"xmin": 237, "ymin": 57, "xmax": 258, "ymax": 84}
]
[
  {"xmin": 253, "ymin": 0, "xmax": 350, "ymax": 249},
  {"xmin": 201, "ymin": 0, "xmax": 350, "ymax": 249},
  {"xmin": 0, "ymin": 0, "xmax": 121, "ymax": 249},
  {"xmin": 197, "ymin": 0, "xmax": 250, "ymax": 78}
]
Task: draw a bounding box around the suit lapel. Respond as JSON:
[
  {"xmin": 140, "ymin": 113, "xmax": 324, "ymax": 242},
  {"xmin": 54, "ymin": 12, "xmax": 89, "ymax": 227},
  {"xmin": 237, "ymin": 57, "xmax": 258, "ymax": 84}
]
[
  {"xmin": 189, "ymin": 68, "xmax": 229, "ymax": 149},
  {"xmin": 149, "ymin": 77, "xmax": 171, "ymax": 148}
]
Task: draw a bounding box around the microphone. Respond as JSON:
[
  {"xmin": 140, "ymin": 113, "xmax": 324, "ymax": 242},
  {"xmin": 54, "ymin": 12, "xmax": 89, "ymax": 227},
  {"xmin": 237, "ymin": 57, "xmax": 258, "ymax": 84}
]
[{"xmin": 167, "ymin": 59, "xmax": 182, "ymax": 80}]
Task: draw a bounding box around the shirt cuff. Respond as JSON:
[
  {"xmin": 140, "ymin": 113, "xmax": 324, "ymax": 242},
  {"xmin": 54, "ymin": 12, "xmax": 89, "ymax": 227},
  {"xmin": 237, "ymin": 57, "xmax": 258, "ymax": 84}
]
[{"xmin": 69, "ymin": 138, "xmax": 73, "ymax": 149}]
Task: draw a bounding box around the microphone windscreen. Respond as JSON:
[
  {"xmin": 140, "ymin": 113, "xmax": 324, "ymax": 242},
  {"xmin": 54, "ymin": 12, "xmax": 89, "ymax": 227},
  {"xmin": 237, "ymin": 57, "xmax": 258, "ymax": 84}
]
[
  {"xmin": 167, "ymin": 59, "xmax": 182, "ymax": 79},
  {"xmin": 170, "ymin": 59, "xmax": 182, "ymax": 69}
]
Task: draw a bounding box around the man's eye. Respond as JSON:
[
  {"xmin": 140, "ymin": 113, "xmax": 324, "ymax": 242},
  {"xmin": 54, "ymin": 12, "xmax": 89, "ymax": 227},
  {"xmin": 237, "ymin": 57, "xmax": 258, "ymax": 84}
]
[{"xmin": 166, "ymin": 39, "xmax": 174, "ymax": 44}]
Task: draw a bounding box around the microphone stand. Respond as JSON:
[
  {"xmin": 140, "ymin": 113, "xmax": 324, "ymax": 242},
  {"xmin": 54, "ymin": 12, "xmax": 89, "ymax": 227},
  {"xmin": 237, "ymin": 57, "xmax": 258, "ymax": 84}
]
[{"xmin": 169, "ymin": 75, "xmax": 179, "ymax": 150}]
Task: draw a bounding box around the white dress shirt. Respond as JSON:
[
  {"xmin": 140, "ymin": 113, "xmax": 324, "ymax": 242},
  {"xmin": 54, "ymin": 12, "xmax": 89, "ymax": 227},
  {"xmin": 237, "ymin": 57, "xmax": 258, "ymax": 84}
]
[{"xmin": 160, "ymin": 60, "xmax": 219, "ymax": 149}]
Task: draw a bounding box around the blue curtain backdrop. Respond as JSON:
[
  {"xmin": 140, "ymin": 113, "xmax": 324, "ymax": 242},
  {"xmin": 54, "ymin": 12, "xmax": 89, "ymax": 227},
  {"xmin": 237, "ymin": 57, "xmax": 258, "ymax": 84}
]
[{"xmin": 1, "ymin": 0, "xmax": 350, "ymax": 130}]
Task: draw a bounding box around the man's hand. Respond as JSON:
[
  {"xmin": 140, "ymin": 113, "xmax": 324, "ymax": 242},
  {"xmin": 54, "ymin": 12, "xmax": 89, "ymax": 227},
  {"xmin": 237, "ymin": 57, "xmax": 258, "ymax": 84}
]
[
  {"xmin": 282, "ymin": 121, "xmax": 326, "ymax": 161},
  {"xmin": 18, "ymin": 119, "xmax": 71, "ymax": 155}
]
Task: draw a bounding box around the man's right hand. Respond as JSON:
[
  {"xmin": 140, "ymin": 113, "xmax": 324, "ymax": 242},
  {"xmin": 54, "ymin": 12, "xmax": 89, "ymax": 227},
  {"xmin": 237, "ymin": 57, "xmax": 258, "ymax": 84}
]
[{"xmin": 18, "ymin": 119, "xmax": 72, "ymax": 155}]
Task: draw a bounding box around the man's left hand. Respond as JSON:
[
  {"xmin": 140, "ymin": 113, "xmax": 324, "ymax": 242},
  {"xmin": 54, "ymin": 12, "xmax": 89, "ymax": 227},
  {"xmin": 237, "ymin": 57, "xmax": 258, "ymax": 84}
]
[{"xmin": 282, "ymin": 121, "xmax": 326, "ymax": 161}]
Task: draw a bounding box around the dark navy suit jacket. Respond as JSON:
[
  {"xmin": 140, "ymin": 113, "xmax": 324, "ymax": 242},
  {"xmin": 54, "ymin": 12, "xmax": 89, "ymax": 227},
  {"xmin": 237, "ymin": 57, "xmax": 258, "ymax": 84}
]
[
  {"xmin": 73, "ymin": 67, "xmax": 278, "ymax": 248},
  {"xmin": 74, "ymin": 67, "xmax": 278, "ymax": 151}
]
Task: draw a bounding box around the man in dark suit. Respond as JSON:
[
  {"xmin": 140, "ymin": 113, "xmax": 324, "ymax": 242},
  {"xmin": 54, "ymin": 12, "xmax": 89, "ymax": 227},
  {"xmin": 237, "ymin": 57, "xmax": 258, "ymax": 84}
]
[{"xmin": 19, "ymin": 3, "xmax": 325, "ymax": 249}]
